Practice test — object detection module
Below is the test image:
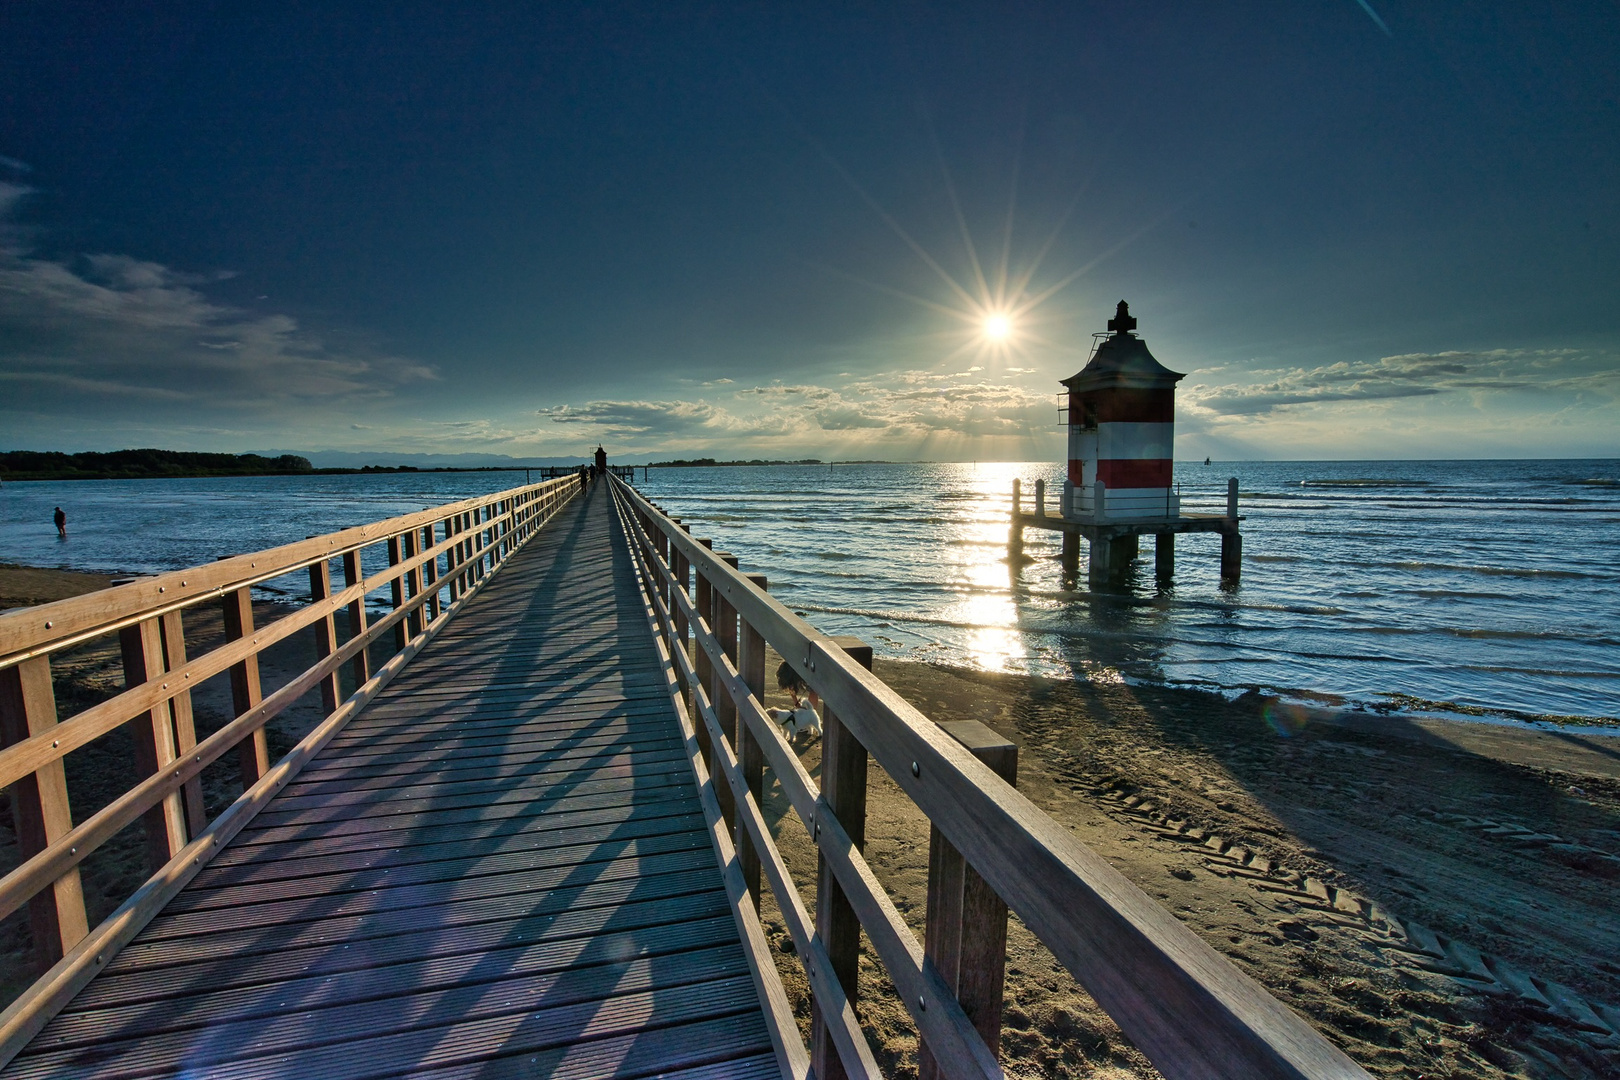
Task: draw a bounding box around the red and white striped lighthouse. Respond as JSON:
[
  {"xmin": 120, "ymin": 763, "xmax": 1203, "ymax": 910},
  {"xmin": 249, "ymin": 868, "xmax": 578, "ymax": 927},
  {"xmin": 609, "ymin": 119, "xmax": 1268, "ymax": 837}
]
[{"xmin": 1061, "ymin": 301, "xmax": 1184, "ymax": 521}]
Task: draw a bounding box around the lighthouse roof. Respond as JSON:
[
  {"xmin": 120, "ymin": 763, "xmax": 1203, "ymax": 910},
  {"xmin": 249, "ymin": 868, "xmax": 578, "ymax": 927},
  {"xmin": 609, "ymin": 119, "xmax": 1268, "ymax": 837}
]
[{"xmin": 1061, "ymin": 301, "xmax": 1185, "ymax": 393}]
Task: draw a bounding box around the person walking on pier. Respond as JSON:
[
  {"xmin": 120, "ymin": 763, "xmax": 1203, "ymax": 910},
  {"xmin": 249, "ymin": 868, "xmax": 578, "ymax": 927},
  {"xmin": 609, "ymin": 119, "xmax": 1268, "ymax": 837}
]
[{"xmin": 53, "ymin": 506, "xmax": 66, "ymax": 538}]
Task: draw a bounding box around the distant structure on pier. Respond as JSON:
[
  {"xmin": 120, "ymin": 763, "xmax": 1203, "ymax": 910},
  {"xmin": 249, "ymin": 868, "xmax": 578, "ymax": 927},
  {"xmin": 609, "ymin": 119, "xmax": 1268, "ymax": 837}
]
[
  {"xmin": 1061, "ymin": 300, "xmax": 1185, "ymax": 522},
  {"xmin": 1009, "ymin": 301, "xmax": 1244, "ymax": 587}
]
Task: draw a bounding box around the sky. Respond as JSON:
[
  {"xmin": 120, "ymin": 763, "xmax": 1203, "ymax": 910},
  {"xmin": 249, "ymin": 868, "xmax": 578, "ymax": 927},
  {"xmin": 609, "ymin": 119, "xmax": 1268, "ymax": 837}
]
[{"xmin": 1, "ymin": 2, "xmax": 1616, "ymax": 463}]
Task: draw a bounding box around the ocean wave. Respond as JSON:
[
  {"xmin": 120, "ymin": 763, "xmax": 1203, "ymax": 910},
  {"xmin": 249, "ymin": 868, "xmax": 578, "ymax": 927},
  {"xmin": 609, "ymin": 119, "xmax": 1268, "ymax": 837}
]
[
  {"xmin": 1300, "ymin": 478, "xmax": 1433, "ymax": 488},
  {"xmin": 1388, "ymin": 560, "xmax": 1597, "ymax": 580}
]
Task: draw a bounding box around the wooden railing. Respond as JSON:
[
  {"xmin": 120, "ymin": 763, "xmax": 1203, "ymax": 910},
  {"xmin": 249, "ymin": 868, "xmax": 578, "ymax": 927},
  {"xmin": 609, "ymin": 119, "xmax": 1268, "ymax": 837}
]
[
  {"xmin": 0, "ymin": 474, "xmax": 582, "ymax": 1064},
  {"xmin": 608, "ymin": 475, "xmax": 1370, "ymax": 1080}
]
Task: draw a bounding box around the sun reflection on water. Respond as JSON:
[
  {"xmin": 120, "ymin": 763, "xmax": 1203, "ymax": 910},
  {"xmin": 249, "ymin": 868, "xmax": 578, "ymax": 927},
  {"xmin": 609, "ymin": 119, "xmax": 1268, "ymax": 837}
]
[{"xmin": 940, "ymin": 462, "xmax": 1028, "ymax": 671}]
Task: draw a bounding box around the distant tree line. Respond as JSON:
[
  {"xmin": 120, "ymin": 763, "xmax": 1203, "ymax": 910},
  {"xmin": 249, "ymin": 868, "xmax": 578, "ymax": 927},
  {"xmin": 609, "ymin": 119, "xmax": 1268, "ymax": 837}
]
[
  {"xmin": 649, "ymin": 458, "xmax": 825, "ymax": 468},
  {"xmin": 0, "ymin": 449, "xmax": 316, "ymax": 481}
]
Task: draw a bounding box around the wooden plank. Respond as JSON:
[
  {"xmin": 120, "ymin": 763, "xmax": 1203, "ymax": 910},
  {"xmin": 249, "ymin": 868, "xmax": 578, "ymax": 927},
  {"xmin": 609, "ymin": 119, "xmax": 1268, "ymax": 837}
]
[
  {"xmin": 142, "ymin": 849, "xmax": 719, "ymax": 940},
  {"xmin": 34, "ymin": 932, "xmax": 745, "ymax": 1049},
  {"xmin": 17, "ymin": 948, "xmax": 756, "ymax": 1075},
  {"xmin": 71, "ymin": 894, "xmax": 736, "ymax": 1016},
  {"xmin": 46, "ymin": 919, "xmax": 739, "ymax": 1038},
  {"xmin": 214, "ymin": 799, "xmax": 704, "ymax": 867},
  {"xmin": 172, "ymin": 825, "xmax": 711, "ymax": 912},
  {"xmin": 237, "ymin": 776, "xmax": 699, "ymax": 841},
  {"xmin": 0, "ymin": 658, "xmax": 88, "ymax": 972}
]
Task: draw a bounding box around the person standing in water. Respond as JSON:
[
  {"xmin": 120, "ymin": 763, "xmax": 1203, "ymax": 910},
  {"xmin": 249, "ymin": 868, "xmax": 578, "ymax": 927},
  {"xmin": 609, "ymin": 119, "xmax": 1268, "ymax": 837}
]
[{"xmin": 53, "ymin": 506, "xmax": 66, "ymax": 537}]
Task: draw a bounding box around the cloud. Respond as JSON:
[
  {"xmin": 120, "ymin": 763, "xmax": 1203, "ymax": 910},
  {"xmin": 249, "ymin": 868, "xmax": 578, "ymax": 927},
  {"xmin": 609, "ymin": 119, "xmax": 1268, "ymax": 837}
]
[
  {"xmin": 1183, "ymin": 348, "xmax": 1618, "ymax": 417},
  {"xmin": 0, "ymin": 195, "xmax": 438, "ymax": 426},
  {"xmin": 536, "ymin": 370, "xmax": 1060, "ymax": 451}
]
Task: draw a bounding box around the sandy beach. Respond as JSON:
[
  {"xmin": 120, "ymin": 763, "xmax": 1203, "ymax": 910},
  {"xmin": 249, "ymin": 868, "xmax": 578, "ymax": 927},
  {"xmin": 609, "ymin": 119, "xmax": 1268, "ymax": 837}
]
[
  {"xmin": 754, "ymin": 657, "xmax": 1620, "ymax": 1079},
  {"xmin": 5, "ymin": 562, "xmax": 1618, "ymax": 1078}
]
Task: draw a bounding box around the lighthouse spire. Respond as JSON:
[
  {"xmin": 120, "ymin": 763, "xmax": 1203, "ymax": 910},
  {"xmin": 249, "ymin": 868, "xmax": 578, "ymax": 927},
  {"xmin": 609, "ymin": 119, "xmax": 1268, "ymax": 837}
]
[{"xmin": 1106, "ymin": 299, "xmax": 1137, "ymax": 336}]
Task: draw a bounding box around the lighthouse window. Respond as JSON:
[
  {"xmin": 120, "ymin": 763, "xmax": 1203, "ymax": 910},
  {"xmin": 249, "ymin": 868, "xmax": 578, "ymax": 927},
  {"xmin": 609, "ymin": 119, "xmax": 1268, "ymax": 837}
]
[{"xmin": 1081, "ymin": 402, "xmax": 1098, "ymax": 430}]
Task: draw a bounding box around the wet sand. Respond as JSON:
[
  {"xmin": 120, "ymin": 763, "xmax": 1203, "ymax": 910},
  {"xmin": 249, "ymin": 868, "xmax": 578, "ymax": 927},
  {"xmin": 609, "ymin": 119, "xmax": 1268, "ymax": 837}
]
[{"xmin": 0, "ymin": 562, "xmax": 118, "ymax": 610}]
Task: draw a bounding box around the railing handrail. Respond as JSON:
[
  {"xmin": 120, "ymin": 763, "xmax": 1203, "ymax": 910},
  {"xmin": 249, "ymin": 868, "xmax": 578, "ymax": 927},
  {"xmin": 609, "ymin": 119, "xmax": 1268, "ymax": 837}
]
[
  {"xmin": 0, "ymin": 479, "xmax": 562, "ymax": 667},
  {"xmin": 609, "ymin": 474, "xmax": 1368, "ymax": 1080}
]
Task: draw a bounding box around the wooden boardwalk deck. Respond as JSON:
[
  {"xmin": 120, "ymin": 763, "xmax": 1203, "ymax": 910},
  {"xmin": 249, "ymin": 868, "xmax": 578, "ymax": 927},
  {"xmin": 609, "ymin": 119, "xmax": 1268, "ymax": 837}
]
[{"xmin": 3, "ymin": 482, "xmax": 776, "ymax": 1080}]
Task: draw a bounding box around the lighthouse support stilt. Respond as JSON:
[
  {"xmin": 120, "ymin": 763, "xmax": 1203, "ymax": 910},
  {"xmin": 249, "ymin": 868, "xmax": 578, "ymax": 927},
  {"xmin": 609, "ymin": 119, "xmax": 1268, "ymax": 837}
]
[
  {"xmin": 1061, "ymin": 531, "xmax": 1080, "ymax": 582},
  {"xmin": 1155, "ymin": 533, "xmax": 1174, "ymax": 582}
]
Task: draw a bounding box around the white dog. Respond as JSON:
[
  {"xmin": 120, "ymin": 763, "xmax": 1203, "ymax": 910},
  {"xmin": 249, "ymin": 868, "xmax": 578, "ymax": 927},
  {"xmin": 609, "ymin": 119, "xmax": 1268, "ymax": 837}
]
[{"xmin": 769, "ymin": 705, "xmax": 821, "ymax": 744}]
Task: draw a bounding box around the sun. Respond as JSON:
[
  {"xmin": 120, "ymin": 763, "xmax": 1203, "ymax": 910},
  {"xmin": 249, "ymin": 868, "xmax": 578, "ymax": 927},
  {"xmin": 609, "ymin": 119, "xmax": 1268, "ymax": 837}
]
[{"xmin": 982, "ymin": 312, "xmax": 1013, "ymax": 342}]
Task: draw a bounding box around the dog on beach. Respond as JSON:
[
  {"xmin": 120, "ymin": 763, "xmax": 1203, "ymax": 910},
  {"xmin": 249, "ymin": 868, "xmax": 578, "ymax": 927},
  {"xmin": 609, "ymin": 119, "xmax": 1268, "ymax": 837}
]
[
  {"xmin": 774, "ymin": 659, "xmax": 822, "ymax": 744},
  {"xmin": 769, "ymin": 705, "xmax": 822, "ymax": 744}
]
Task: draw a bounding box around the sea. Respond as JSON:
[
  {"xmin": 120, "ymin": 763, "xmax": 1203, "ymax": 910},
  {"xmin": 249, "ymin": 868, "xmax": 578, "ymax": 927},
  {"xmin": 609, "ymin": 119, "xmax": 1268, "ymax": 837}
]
[{"xmin": 3, "ymin": 460, "xmax": 1617, "ymax": 726}]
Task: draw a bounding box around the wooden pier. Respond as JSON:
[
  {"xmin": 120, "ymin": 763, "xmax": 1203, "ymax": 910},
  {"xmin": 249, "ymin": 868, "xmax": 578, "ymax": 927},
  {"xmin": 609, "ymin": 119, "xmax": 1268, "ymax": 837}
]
[
  {"xmin": 1009, "ymin": 477, "xmax": 1245, "ymax": 587},
  {"xmin": 0, "ymin": 470, "xmax": 1363, "ymax": 1079}
]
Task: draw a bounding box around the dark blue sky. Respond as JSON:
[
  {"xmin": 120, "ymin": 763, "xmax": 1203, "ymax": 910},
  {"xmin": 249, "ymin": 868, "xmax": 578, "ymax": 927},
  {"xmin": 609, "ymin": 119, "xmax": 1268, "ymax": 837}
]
[{"xmin": 2, "ymin": 2, "xmax": 1616, "ymax": 460}]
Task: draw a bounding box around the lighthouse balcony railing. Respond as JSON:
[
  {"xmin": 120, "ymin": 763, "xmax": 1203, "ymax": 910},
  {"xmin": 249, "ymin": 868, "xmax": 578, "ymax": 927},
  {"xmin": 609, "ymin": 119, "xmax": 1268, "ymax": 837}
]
[{"xmin": 1064, "ymin": 486, "xmax": 1181, "ymax": 523}]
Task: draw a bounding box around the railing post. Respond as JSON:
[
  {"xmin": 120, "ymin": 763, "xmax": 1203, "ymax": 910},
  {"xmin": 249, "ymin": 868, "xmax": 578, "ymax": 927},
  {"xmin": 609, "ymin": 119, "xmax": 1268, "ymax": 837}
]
[
  {"xmin": 671, "ymin": 524, "xmax": 690, "ymax": 698},
  {"xmin": 655, "ymin": 525, "xmax": 670, "ymax": 613},
  {"xmin": 118, "ymin": 616, "xmax": 189, "ymax": 870},
  {"xmin": 402, "ymin": 530, "xmax": 424, "ymax": 639},
  {"xmin": 736, "ymin": 573, "xmax": 767, "ymax": 907},
  {"xmin": 0, "ymin": 656, "xmax": 89, "ymax": 973},
  {"xmin": 711, "ymin": 551, "xmax": 740, "ymax": 831},
  {"xmin": 387, "ymin": 535, "xmax": 408, "ymax": 652},
  {"xmin": 307, "ymin": 556, "xmax": 342, "ymax": 715},
  {"xmin": 158, "ymin": 610, "xmax": 207, "ymax": 836},
  {"xmin": 919, "ymin": 720, "xmax": 1018, "ymax": 1079},
  {"xmin": 220, "ymin": 585, "xmax": 270, "ymax": 787},
  {"xmin": 420, "ymin": 524, "xmax": 440, "ymax": 619},
  {"xmin": 458, "ymin": 512, "xmax": 474, "ymax": 593},
  {"xmin": 812, "ymin": 634, "xmax": 874, "ymax": 1080},
  {"xmin": 342, "ymin": 548, "xmax": 372, "ymax": 690},
  {"xmin": 692, "ymin": 539, "xmax": 715, "ymax": 769}
]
